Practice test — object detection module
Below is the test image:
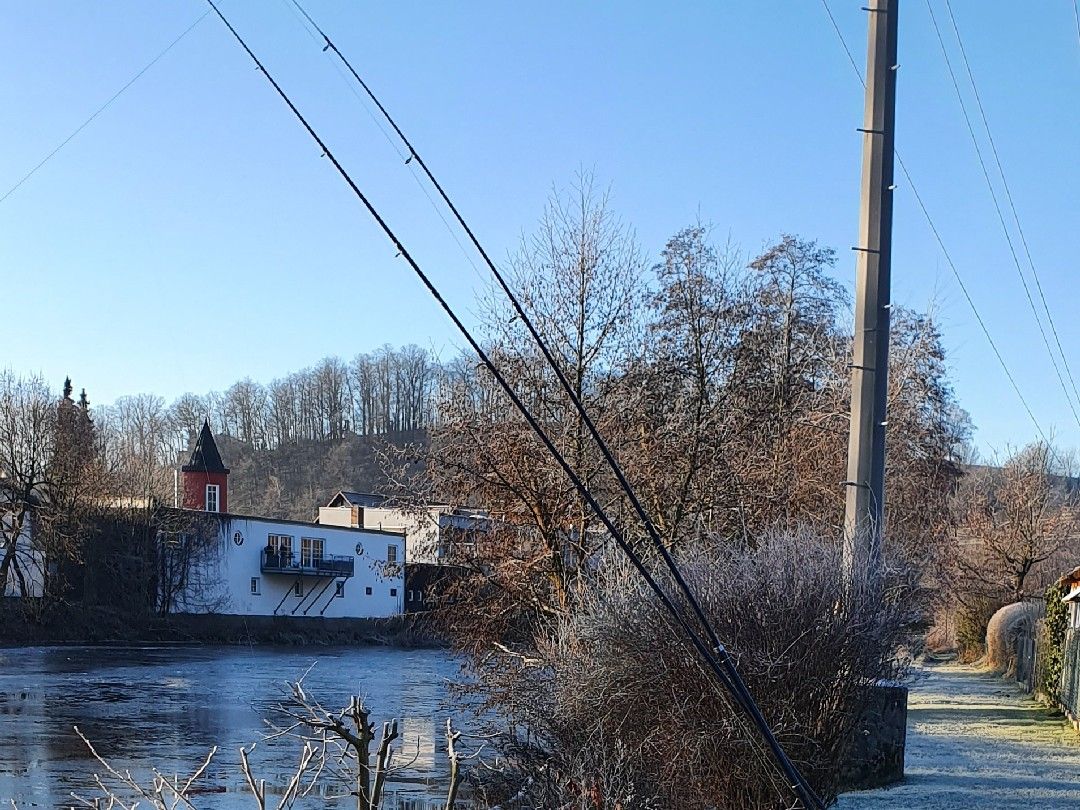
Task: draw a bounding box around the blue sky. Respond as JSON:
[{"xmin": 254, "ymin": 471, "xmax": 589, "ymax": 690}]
[{"xmin": 1, "ymin": 1, "xmax": 1077, "ymax": 457}]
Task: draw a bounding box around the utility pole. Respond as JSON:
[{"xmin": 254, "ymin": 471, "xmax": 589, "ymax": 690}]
[{"xmin": 844, "ymin": 0, "xmax": 898, "ymax": 580}]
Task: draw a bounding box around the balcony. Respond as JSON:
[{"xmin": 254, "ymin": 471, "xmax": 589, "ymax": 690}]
[{"xmin": 261, "ymin": 549, "xmax": 354, "ymax": 577}]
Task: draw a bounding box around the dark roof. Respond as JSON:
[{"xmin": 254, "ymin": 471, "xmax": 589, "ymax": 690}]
[
  {"xmin": 182, "ymin": 420, "xmax": 229, "ymax": 474},
  {"xmin": 327, "ymin": 490, "xmax": 388, "ymax": 508}
]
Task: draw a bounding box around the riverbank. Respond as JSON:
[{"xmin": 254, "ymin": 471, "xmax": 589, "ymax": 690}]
[
  {"xmin": 0, "ymin": 603, "xmax": 443, "ymax": 648},
  {"xmin": 838, "ymin": 663, "xmax": 1080, "ymax": 809}
]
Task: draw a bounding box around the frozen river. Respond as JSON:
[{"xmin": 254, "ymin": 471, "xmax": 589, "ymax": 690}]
[{"xmin": 0, "ymin": 645, "xmax": 460, "ymax": 808}]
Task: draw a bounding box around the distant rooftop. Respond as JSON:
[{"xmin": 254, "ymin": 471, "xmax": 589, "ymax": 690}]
[
  {"xmin": 327, "ymin": 490, "xmax": 389, "ymax": 508},
  {"xmin": 182, "ymin": 420, "xmax": 229, "ymax": 474}
]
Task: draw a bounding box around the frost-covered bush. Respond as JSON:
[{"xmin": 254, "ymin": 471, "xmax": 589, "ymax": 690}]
[
  {"xmin": 476, "ymin": 528, "xmax": 917, "ymax": 809},
  {"xmin": 985, "ymin": 601, "xmax": 1042, "ymax": 674}
]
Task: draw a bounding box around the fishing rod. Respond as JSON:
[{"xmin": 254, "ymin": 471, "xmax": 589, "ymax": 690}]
[
  {"xmin": 281, "ymin": 3, "xmax": 825, "ymax": 805},
  {"xmin": 288, "ymin": 0, "xmax": 740, "ymax": 664},
  {"xmin": 204, "ymin": 4, "xmax": 822, "ymax": 807}
]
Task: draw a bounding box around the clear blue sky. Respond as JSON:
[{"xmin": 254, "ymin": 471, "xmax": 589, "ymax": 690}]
[{"xmin": 1, "ymin": 1, "xmax": 1077, "ymax": 457}]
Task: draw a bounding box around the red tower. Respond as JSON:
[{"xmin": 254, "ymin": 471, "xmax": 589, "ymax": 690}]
[{"xmin": 182, "ymin": 420, "xmax": 229, "ymax": 513}]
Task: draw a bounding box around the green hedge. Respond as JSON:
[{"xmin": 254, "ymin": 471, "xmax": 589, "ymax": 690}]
[{"xmin": 1042, "ymin": 581, "xmax": 1068, "ymax": 701}]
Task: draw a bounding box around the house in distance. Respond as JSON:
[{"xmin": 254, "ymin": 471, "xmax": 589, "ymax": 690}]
[
  {"xmin": 171, "ymin": 422, "xmax": 404, "ymax": 618},
  {"xmin": 318, "ymin": 489, "xmax": 488, "ymax": 612}
]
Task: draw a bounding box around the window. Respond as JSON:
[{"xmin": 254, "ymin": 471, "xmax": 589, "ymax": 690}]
[
  {"xmin": 266, "ymin": 535, "xmax": 294, "ymax": 568},
  {"xmin": 386, "ymin": 544, "xmax": 398, "ymax": 564},
  {"xmin": 205, "ymin": 484, "xmax": 220, "ymax": 513},
  {"xmin": 268, "ymin": 534, "xmax": 293, "ymax": 553},
  {"xmin": 390, "ymin": 588, "xmax": 398, "ymax": 597},
  {"xmin": 250, "ymin": 577, "xmax": 260, "ymax": 595},
  {"xmin": 408, "ymin": 589, "xmax": 414, "ymax": 602},
  {"xmin": 365, "ymin": 586, "xmax": 372, "ymax": 596},
  {"xmin": 294, "ymin": 580, "xmax": 304, "ymax": 597},
  {"xmin": 335, "ymin": 581, "xmax": 345, "ymax": 598},
  {"xmin": 301, "ymin": 538, "xmax": 325, "ymax": 568}
]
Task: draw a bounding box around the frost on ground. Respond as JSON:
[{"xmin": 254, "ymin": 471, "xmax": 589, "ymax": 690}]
[{"xmin": 837, "ymin": 663, "xmax": 1080, "ymax": 809}]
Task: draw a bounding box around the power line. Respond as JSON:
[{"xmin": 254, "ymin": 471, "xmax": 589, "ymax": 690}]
[
  {"xmin": 0, "ymin": 11, "xmax": 209, "ymax": 206},
  {"xmin": 1074, "ymin": 1, "xmax": 1080, "ymax": 60},
  {"xmin": 818, "ymin": 0, "xmax": 1050, "ymax": 444},
  {"xmin": 940, "ymin": 0, "xmax": 1080, "ymax": 419},
  {"xmin": 203, "ymin": 2, "xmax": 823, "ymax": 806},
  {"xmin": 925, "ymin": 0, "xmax": 1080, "ymax": 430}
]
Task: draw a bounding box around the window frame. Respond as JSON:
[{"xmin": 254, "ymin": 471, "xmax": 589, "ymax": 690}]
[
  {"xmin": 250, "ymin": 577, "xmax": 260, "ymax": 595},
  {"xmin": 205, "ymin": 484, "xmax": 220, "ymax": 513},
  {"xmin": 335, "ymin": 581, "xmax": 345, "ymax": 598},
  {"xmin": 294, "ymin": 580, "xmax": 304, "ymax": 597},
  {"xmin": 386, "ymin": 543, "xmax": 398, "ymax": 564},
  {"xmin": 301, "ymin": 537, "xmax": 325, "ymax": 568},
  {"xmin": 268, "ymin": 534, "xmax": 293, "ymax": 553}
]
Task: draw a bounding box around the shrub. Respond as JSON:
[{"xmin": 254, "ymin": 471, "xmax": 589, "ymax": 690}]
[
  {"xmin": 474, "ymin": 528, "xmax": 917, "ymax": 809},
  {"xmin": 956, "ymin": 595, "xmax": 1005, "ymax": 663},
  {"xmin": 984, "ymin": 601, "xmax": 1042, "ymax": 675}
]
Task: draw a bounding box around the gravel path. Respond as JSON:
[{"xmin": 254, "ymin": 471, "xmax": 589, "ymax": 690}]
[{"xmin": 837, "ymin": 663, "xmax": 1080, "ymax": 809}]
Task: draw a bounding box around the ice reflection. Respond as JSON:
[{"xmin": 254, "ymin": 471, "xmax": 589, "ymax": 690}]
[{"xmin": 0, "ymin": 645, "xmax": 458, "ymax": 808}]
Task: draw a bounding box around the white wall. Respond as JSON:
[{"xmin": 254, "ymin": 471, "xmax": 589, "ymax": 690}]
[
  {"xmin": 1, "ymin": 513, "xmax": 44, "ymax": 599},
  {"xmin": 174, "ymin": 515, "xmax": 404, "ymax": 618},
  {"xmin": 362, "ymin": 507, "xmax": 440, "ymax": 563}
]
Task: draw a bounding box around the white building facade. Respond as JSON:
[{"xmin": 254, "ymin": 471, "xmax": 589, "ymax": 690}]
[
  {"xmin": 174, "ymin": 513, "xmax": 404, "ymax": 618},
  {"xmin": 319, "ymin": 490, "xmax": 486, "ymax": 564},
  {"xmin": 170, "ymin": 423, "xmax": 403, "ymax": 619}
]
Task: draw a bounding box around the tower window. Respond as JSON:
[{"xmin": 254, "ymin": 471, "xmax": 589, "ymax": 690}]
[
  {"xmin": 250, "ymin": 577, "xmax": 260, "ymax": 595},
  {"xmin": 386, "ymin": 544, "xmax": 398, "ymax": 564},
  {"xmin": 335, "ymin": 581, "xmax": 345, "ymax": 598},
  {"xmin": 294, "ymin": 580, "xmax": 304, "ymax": 597},
  {"xmin": 390, "ymin": 588, "xmax": 398, "ymax": 597},
  {"xmin": 205, "ymin": 484, "xmax": 220, "ymax": 513}
]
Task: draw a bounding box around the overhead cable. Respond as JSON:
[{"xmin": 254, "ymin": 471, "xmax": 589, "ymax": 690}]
[
  {"xmin": 939, "ymin": 0, "xmax": 1080, "ymax": 420},
  {"xmin": 925, "ymin": 0, "xmax": 1080, "ymax": 430},
  {"xmin": 0, "ymin": 11, "xmax": 209, "ymax": 206},
  {"xmin": 818, "ymin": 0, "xmax": 1050, "ymax": 444}
]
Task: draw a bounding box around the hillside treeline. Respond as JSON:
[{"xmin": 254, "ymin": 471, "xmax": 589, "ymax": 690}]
[{"xmin": 170, "ymin": 344, "xmax": 439, "ymax": 449}]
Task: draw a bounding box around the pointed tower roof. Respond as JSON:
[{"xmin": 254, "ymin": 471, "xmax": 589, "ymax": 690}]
[{"xmin": 182, "ymin": 420, "xmax": 229, "ymax": 474}]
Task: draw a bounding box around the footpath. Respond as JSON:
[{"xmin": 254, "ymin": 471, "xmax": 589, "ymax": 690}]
[{"xmin": 837, "ymin": 663, "xmax": 1080, "ymax": 809}]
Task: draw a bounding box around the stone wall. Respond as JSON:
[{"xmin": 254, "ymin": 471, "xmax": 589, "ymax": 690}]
[{"xmin": 840, "ymin": 682, "xmax": 908, "ymax": 791}]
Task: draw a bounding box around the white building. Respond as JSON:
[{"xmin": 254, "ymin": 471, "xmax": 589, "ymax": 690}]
[
  {"xmin": 318, "ymin": 490, "xmax": 488, "ymax": 564},
  {"xmin": 171, "ymin": 423, "xmax": 404, "ymax": 618},
  {"xmin": 0, "ymin": 488, "xmax": 45, "ymax": 599}
]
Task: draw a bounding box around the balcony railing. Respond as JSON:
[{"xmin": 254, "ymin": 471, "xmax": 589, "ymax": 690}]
[{"xmin": 261, "ymin": 549, "xmax": 354, "ymax": 577}]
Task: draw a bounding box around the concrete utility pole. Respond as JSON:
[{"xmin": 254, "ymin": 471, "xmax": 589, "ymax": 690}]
[{"xmin": 844, "ymin": 0, "xmax": 898, "ymax": 579}]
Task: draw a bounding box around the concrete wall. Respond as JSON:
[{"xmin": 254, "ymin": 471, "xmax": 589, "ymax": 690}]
[{"xmin": 175, "ymin": 514, "xmax": 404, "ymax": 619}]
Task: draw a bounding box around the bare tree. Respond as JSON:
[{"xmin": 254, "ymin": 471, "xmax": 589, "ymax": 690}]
[
  {"xmin": 954, "ymin": 442, "xmax": 1080, "ymax": 604},
  {"xmin": 0, "ymin": 372, "xmax": 97, "ymax": 611}
]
